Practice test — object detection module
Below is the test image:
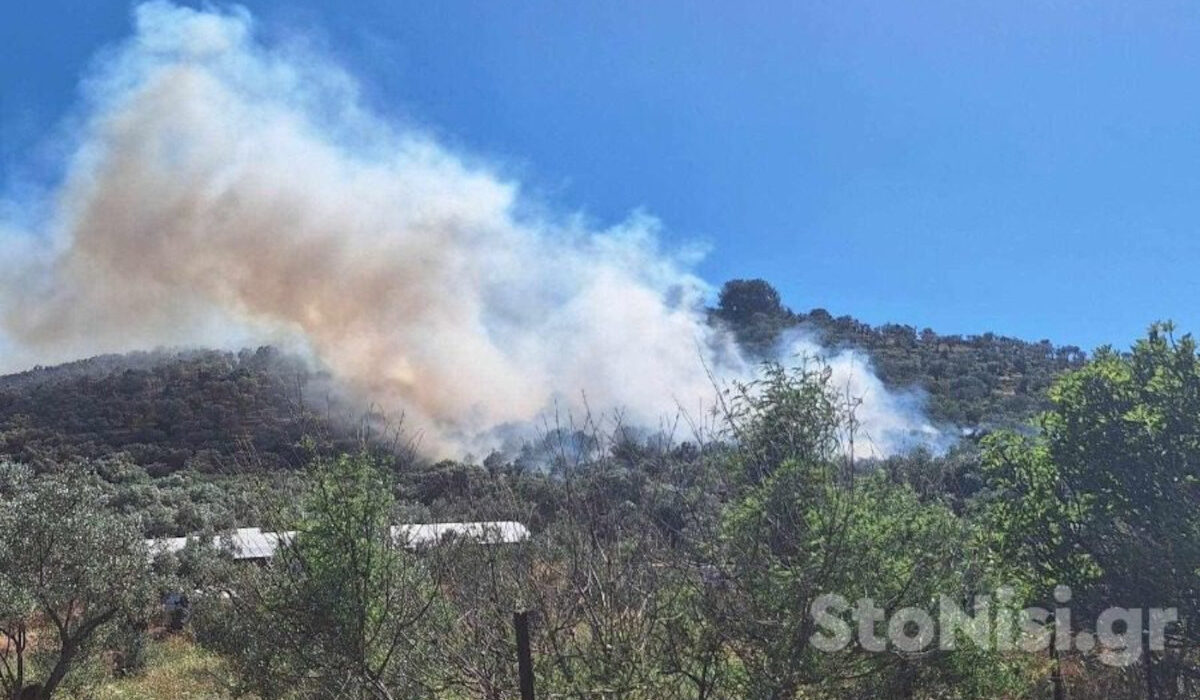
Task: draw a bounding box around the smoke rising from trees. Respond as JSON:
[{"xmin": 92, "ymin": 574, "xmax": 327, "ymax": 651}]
[{"xmin": 0, "ymin": 2, "xmax": 939, "ymax": 456}]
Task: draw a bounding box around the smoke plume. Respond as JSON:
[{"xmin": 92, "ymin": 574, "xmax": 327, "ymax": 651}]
[{"xmin": 0, "ymin": 2, "xmax": 940, "ymax": 457}]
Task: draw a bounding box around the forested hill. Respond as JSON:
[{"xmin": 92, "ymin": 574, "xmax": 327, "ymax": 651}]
[
  {"xmin": 0, "ymin": 279, "xmax": 1088, "ymax": 475},
  {"xmin": 713, "ymin": 279, "xmax": 1088, "ymax": 427},
  {"xmin": 0, "ymin": 347, "xmax": 354, "ymax": 474}
]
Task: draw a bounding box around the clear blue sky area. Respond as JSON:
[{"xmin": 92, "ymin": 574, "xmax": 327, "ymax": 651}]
[{"xmin": 4, "ymin": 1, "xmax": 1200, "ymax": 351}]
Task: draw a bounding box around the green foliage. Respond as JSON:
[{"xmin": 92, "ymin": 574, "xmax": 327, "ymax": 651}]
[
  {"xmin": 0, "ymin": 347, "xmax": 354, "ymax": 475},
  {"xmin": 194, "ymin": 452, "xmax": 444, "ymax": 699},
  {"xmin": 716, "ymin": 278, "xmax": 785, "ymax": 322},
  {"xmin": 79, "ymin": 636, "xmax": 232, "ymax": 700},
  {"xmin": 711, "ymin": 365, "xmax": 1025, "ymax": 698},
  {"xmin": 975, "ymin": 432, "xmax": 1098, "ymax": 602},
  {"xmin": 710, "ymin": 278, "xmax": 1086, "ymax": 427},
  {"xmin": 0, "ymin": 464, "xmax": 159, "ymax": 699},
  {"xmin": 8, "ymin": 295, "xmax": 1192, "ymax": 699},
  {"xmin": 0, "ymin": 279, "xmax": 1087, "ymax": 486},
  {"xmin": 714, "ymin": 278, "xmax": 790, "ymax": 354},
  {"xmin": 977, "ymin": 323, "xmax": 1200, "ymax": 695},
  {"xmin": 723, "ymin": 361, "xmax": 843, "ymax": 484},
  {"xmin": 1052, "ymin": 325, "xmax": 1200, "ymax": 622}
]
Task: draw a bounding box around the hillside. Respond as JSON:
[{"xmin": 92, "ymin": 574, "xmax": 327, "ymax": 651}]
[
  {"xmin": 713, "ymin": 279, "xmax": 1088, "ymax": 427},
  {"xmin": 0, "ymin": 280, "xmax": 1086, "ymax": 476},
  {"xmin": 0, "ymin": 347, "xmax": 354, "ymax": 474}
]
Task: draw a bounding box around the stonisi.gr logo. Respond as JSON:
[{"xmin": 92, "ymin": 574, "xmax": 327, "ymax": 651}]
[{"xmin": 809, "ymin": 586, "xmax": 1177, "ymax": 667}]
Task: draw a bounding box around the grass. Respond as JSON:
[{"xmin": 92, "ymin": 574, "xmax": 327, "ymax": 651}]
[{"xmin": 83, "ymin": 635, "xmax": 233, "ymax": 700}]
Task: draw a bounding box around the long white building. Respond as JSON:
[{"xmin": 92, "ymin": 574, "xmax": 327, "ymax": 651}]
[{"xmin": 146, "ymin": 521, "xmax": 531, "ymax": 562}]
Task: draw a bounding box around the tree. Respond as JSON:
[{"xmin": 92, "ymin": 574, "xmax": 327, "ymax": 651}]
[
  {"xmin": 977, "ymin": 323, "xmax": 1200, "ymax": 697},
  {"xmin": 716, "ymin": 279, "xmax": 785, "ymax": 324},
  {"xmin": 0, "ymin": 463, "xmax": 157, "ymax": 700},
  {"xmin": 713, "ymin": 279, "xmax": 790, "ymax": 356},
  {"xmin": 194, "ymin": 452, "xmax": 444, "ymax": 699},
  {"xmin": 974, "ymin": 432, "xmax": 1097, "ymax": 700},
  {"xmin": 706, "ymin": 362, "xmax": 1025, "ymax": 698}
]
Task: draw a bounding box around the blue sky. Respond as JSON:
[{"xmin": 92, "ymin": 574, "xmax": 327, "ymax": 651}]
[{"xmin": 3, "ymin": 1, "xmax": 1200, "ymax": 351}]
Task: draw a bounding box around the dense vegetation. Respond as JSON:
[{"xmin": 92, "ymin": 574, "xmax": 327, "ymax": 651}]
[
  {"xmin": 0, "ymin": 280, "xmax": 1085, "ymax": 481},
  {"xmin": 713, "ymin": 278, "xmax": 1088, "ymax": 426},
  {"xmin": 0, "ymin": 347, "xmax": 364, "ymax": 475},
  {"xmin": 1, "ymin": 281, "xmax": 1191, "ymax": 699}
]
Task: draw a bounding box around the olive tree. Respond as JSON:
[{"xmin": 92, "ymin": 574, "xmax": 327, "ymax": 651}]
[
  {"xmin": 0, "ymin": 463, "xmax": 157, "ymax": 700},
  {"xmin": 194, "ymin": 452, "xmax": 445, "ymax": 699}
]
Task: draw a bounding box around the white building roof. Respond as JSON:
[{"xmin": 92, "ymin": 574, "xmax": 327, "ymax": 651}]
[
  {"xmin": 146, "ymin": 521, "xmax": 529, "ymax": 561},
  {"xmin": 392, "ymin": 521, "xmax": 531, "ymax": 547}
]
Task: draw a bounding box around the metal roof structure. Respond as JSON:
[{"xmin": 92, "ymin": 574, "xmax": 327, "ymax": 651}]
[
  {"xmin": 146, "ymin": 527, "xmax": 286, "ymax": 560},
  {"xmin": 146, "ymin": 521, "xmax": 530, "ymax": 561},
  {"xmin": 392, "ymin": 521, "xmax": 531, "ymax": 547}
]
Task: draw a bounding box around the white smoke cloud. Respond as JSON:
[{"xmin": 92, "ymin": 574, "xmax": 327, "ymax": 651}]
[
  {"xmin": 774, "ymin": 331, "xmax": 947, "ymax": 457},
  {"xmin": 0, "ymin": 1, "xmax": 940, "ymax": 457}
]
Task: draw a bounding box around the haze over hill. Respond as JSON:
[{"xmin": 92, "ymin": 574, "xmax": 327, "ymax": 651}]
[
  {"xmin": 4, "ymin": 4, "xmax": 1192, "ymax": 699},
  {"xmin": 0, "ymin": 284, "xmax": 1086, "ymax": 475},
  {"xmin": 0, "ymin": 2, "xmax": 950, "ymax": 457}
]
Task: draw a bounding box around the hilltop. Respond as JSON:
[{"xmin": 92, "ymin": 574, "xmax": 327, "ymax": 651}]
[
  {"xmin": 0, "ymin": 280, "xmax": 1087, "ymax": 477},
  {"xmin": 714, "ymin": 279, "xmax": 1087, "ymax": 426},
  {"xmin": 0, "ymin": 346, "xmax": 352, "ymax": 475}
]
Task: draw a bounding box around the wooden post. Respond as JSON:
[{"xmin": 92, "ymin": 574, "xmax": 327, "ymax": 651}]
[
  {"xmin": 1144, "ymin": 627, "xmax": 1156, "ymax": 700},
  {"xmin": 1050, "ymin": 637, "xmax": 1067, "ymax": 700},
  {"xmin": 514, "ymin": 610, "xmax": 535, "ymax": 700}
]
